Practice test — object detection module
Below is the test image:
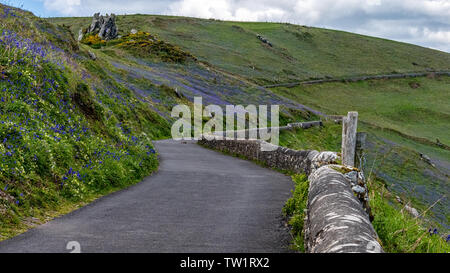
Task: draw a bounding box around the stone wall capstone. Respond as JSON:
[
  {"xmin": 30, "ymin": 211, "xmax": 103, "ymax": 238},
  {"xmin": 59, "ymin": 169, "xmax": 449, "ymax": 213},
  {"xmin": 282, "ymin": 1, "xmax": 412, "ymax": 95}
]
[{"xmin": 305, "ymin": 165, "xmax": 383, "ymax": 253}]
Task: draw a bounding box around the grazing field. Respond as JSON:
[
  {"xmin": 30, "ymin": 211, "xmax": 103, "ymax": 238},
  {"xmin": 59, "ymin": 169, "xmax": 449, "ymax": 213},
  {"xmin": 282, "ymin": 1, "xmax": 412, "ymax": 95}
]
[{"xmin": 273, "ymin": 76, "xmax": 450, "ymax": 146}]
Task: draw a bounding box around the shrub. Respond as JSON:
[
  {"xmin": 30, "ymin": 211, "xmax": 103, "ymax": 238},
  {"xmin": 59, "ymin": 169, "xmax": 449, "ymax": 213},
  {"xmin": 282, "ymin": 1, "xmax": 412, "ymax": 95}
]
[
  {"xmin": 116, "ymin": 31, "xmax": 196, "ymax": 63},
  {"xmin": 81, "ymin": 34, "xmax": 106, "ymax": 49}
]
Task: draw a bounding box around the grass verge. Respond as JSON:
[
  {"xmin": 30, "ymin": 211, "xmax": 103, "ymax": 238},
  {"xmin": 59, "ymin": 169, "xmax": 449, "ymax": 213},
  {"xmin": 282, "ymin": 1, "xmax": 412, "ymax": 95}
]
[
  {"xmin": 282, "ymin": 174, "xmax": 309, "ymax": 252},
  {"xmin": 368, "ymin": 178, "xmax": 449, "ymax": 253}
]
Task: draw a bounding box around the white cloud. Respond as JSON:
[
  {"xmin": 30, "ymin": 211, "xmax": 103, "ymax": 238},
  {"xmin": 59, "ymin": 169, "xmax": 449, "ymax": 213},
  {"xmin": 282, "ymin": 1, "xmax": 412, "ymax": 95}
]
[
  {"xmin": 43, "ymin": 0, "xmax": 81, "ymax": 15},
  {"xmin": 38, "ymin": 0, "xmax": 450, "ymax": 52},
  {"xmin": 42, "ymin": 0, "xmax": 172, "ymax": 17},
  {"xmin": 168, "ymin": 0, "xmax": 286, "ymax": 21}
]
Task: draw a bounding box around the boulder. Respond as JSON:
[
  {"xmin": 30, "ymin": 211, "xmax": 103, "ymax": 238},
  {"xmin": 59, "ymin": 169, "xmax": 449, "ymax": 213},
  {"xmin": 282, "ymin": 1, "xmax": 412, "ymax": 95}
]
[
  {"xmin": 420, "ymin": 153, "xmax": 435, "ymax": 167},
  {"xmin": 256, "ymin": 34, "xmax": 273, "ymax": 47},
  {"xmin": 130, "ymin": 29, "xmax": 138, "ymax": 34},
  {"xmin": 88, "ymin": 51, "xmax": 97, "ymax": 60},
  {"xmin": 405, "ymin": 205, "xmax": 420, "ymax": 218}
]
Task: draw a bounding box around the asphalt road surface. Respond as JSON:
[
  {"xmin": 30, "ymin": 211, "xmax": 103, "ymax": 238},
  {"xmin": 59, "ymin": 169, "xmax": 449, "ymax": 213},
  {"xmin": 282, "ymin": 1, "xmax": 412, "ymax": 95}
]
[{"xmin": 0, "ymin": 140, "xmax": 294, "ymax": 253}]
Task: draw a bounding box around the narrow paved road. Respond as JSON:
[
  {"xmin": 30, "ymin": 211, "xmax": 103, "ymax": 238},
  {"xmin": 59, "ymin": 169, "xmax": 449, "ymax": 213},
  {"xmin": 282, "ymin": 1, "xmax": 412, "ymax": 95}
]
[{"xmin": 0, "ymin": 140, "xmax": 293, "ymax": 253}]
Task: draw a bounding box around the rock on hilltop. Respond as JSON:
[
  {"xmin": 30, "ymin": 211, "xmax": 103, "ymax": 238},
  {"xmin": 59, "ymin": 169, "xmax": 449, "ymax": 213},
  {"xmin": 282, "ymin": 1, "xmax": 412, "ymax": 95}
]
[{"xmin": 87, "ymin": 13, "xmax": 118, "ymax": 40}]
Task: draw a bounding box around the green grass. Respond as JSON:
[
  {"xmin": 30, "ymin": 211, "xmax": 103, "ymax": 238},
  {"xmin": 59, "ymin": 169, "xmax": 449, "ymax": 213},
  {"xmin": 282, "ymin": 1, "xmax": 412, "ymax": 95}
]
[
  {"xmin": 274, "ymin": 76, "xmax": 450, "ymax": 229},
  {"xmin": 49, "ymin": 15, "xmax": 450, "ymax": 85},
  {"xmin": 282, "ymin": 174, "xmax": 309, "ymax": 252},
  {"xmin": 368, "ymin": 178, "xmax": 449, "ymax": 253},
  {"xmin": 279, "ymin": 121, "xmax": 342, "ymax": 152},
  {"xmin": 0, "ymin": 4, "xmax": 171, "ymax": 240},
  {"xmin": 273, "ymin": 76, "xmax": 450, "ymax": 146}
]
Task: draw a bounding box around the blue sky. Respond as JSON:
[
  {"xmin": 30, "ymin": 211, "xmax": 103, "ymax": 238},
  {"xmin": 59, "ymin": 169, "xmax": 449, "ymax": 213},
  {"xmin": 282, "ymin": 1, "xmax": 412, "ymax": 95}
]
[{"xmin": 11, "ymin": 0, "xmax": 450, "ymax": 52}]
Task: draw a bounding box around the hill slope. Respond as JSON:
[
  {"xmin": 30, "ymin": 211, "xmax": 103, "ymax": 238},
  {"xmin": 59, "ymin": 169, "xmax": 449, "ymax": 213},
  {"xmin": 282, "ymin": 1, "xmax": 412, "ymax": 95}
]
[
  {"xmin": 0, "ymin": 5, "xmax": 171, "ymax": 239},
  {"xmin": 51, "ymin": 15, "xmax": 450, "ymax": 85}
]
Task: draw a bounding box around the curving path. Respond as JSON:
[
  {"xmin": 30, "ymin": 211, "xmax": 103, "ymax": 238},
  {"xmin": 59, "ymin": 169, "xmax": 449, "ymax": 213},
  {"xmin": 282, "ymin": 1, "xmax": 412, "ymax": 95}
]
[{"xmin": 0, "ymin": 140, "xmax": 293, "ymax": 253}]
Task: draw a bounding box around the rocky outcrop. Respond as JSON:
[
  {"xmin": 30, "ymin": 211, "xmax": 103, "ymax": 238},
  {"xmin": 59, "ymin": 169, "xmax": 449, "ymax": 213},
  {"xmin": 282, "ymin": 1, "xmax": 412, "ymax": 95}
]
[
  {"xmin": 88, "ymin": 13, "xmax": 102, "ymax": 33},
  {"xmin": 257, "ymin": 34, "xmax": 272, "ymax": 47},
  {"xmin": 86, "ymin": 13, "xmax": 118, "ymax": 40}
]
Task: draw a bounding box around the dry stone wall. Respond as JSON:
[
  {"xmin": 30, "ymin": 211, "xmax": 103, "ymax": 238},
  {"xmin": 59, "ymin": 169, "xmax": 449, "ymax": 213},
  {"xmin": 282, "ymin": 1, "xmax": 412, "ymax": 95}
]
[
  {"xmin": 198, "ymin": 137, "xmax": 338, "ymax": 175},
  {"xmin": 198, "ymin": 132, "xmax": 383, "ymax": 253}
]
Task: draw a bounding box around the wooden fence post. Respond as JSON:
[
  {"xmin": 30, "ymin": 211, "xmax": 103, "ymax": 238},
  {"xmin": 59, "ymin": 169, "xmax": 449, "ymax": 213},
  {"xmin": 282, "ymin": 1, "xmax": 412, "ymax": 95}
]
[{"xmin": 341, "ymin": 112, "xmax": 358, "ymax": 167}]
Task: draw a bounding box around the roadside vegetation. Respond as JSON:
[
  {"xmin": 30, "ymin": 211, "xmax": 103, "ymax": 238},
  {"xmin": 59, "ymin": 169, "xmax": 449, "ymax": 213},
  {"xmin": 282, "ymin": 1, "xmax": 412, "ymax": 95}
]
[
  {"xmin": 276, "ymin": 76, "xmax": 449, "ymax": 230},
  {"xmin": 282, "ymin": 174, "xmax": 309, "ymax": 252},
  {"xmin": 283, "ymin": 171, "xmax": 450, "ymax": 253},
  {"xmin": 281, "ymin": 123, "xmax": 449, "ymax": 253},
  {"xmin": 368, "ymin": 178, "xmax": 449, "ymax": 253},
  {"xmin": 0, "ymin": 4, "xmax": 170, "ymax": 240}
]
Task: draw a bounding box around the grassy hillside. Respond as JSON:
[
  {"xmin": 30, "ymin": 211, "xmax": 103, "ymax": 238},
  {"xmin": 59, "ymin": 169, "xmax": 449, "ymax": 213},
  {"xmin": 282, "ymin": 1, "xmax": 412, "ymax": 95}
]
[
  {"xmin": 274, "ymin": 76, "xmax": 450, "ymax": 146},
  {"xmin": 0, "ymin": 5, "xmax": 171, "ymax": 239},
  {"xmin": 50, "ymin": 15, "xmax": 450, "ymax": 85},
  {"xmin": 1, "ymin": 5, "xmax": 448, "ymax": 249}
]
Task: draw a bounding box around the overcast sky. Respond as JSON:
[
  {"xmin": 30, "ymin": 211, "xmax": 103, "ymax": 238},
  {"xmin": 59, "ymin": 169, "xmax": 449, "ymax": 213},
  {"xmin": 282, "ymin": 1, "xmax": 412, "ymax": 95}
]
[{"xmin": 15, "ymin": 0, "xmax": 450, "ymax": 52}]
